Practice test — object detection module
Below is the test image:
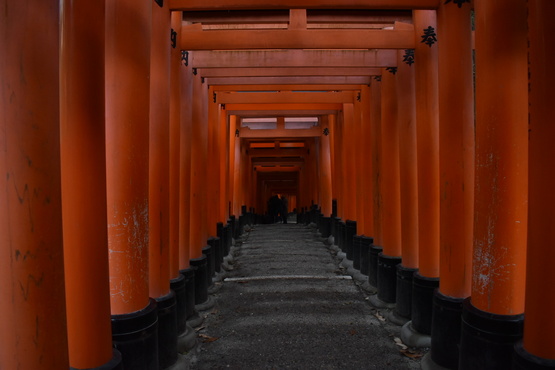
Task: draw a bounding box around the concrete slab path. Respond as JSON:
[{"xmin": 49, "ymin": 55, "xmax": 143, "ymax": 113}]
[{"xmin": 185, "ymin": 223, "xmax": 425, "ymax": 369}]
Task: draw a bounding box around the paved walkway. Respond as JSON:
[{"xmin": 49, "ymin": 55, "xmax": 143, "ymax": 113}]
[{"xmin": 186, "ymin": 223, "xmax": 425, "ymax": 369}]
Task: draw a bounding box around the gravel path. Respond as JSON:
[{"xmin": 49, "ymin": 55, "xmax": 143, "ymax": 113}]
[{"xmin": 186, "ymin": 223, "xmax": 424, "ymax": 370}]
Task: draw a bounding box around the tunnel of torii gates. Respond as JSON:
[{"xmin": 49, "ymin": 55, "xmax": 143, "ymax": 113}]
[{"xmin": 2, "ymin": 0, "xmax": 555, "ymax": 370}]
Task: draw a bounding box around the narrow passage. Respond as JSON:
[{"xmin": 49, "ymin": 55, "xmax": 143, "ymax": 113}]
[{"xmin": 187, "ymin": 223, "xmax": 423, "ymax": 369}]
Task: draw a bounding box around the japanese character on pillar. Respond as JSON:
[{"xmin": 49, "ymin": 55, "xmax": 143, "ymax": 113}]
[
  {"xmin": 421, "ymin": 26, "xmax": 437, "ymax": 47},
  {"xmin": 386, "ymin": 67, "xmax": 398, "ymax": 75},
  {"xmin": 403, "ymin": 49, "xmax": 415, "ymax": 66}
]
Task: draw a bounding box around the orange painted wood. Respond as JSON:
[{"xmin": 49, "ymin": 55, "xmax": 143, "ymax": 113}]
[
  {"xmin": 396, "ymin": 50, "xmax": 419, "ymax": 270},
  {"xmin": 149, "ymin": 0, "xmax": 171, "ymax": 299},
  {"xmin": 181, "ymin": 28, "xmax": 414, "ymax": 50},
  {"xmin": 105, "ymin": 0, "xmax": 151, "ymax": 315},
  {"xmin": 472, "ymin": 0, "xmax": 528, "ymax": 316},
  {"xmin": 200, "ymin": 68, "xmax": 382, "ymax": 78},
  {"xmin": 216, "ymin": 91, "xmax": 355, "ymax": 105},
  {"xmin": 289, "ymin": 9, "xmax": 307, "ymax": 29},
  {"xmin": 413, "ymin": 10, "xmax": 440, "ymax": 278},
  {"xmin": 319, "ymin": 118, "xmax": 333, "ymax": 216},
  {"xmin": 330, "ymin": 114, "xmax": 343, "ymax": 218},
  {"xmin": 207, "ymin": 87, "xmax": 221, "ymax": 236},
  {"xmin": 1, "ymin": 1, "xmax": 70, "ymax": 368},
  {"xmin": 523, "ymin": 0, "xmax": 555, "ymax": 359},
  {"xmin": 191, "ymin": 50, "xmax": 397, "ymax": 68},
  {"xmin": 171, "ymin": 11, "xmax": 188, "ymax": 272},
  {"xmin": 170, "ymin": 0, "xmax": 441, "ymax": 11},
  {"xmin": 227, "ymin": 103, "xmax": 342, "ymax": 112},
  {"xmin": 370, "ymin": 80, "xmax": 383, "ymax": 246},
  {"xmin": 206, "ymin": 76, "xmax": 374, "ymax": 86},
  {"xmin": 380, "ymin": 68, "xmax": 402, "ymax": 257},
  {"xmin": 213, "ymin": 84, "xmax": 363, "ymax": 91},
  {"xmin": 60, "ymin": 0, "xmax": 114, "ymax": 367},
  {"xmin": 359, "ymin": 85, "xmax": 374, "ymax": 237},
  {"xmin": 437, "ymin": 0, "xmax": 474, "ymax": 299},
  {"xmin": 220, "ymin": 106, "xmax": 230, "ymax": 223}
]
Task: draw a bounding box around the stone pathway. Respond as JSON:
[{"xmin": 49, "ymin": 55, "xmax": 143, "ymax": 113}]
[{"xmin": 186, "ymin": 223, "xmax": 424, "ymax": 369}]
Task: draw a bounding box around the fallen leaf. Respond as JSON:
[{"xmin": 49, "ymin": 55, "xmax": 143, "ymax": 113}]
[
  {"xmin": 374, "ymin": 312, "xmax": 386, "ymax": 322},
  {"xmin": 400, "ymin": 349, "xmax": 423, "ymax": 359},
  {"xmin": 393, "ymin": 337, "xmax": 408, "ymax": 350},
  {"xmin": 349, "ymin": 329, "xmax": 358, "ymax": 336},
  {"xmin": 198, "ymin": 334, "xmax": 220, "ymax": 343}
]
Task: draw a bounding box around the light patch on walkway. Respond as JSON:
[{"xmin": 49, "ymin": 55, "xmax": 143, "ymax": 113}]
[{"xmin": 224, "ymin": 275, "xmax": 352, "ymax": 282}]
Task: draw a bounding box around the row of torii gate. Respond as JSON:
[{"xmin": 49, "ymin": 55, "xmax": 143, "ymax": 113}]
[{"xmin": 2, "ymin": 0, "xmax": 554, "ymax": 369}]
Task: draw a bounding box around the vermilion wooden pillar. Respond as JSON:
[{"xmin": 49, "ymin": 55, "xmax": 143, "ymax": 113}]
[
  {"xmin": 231, "ymin": 116, "xmax": 243, "ymax": 217},
  {"xmin": 1, "ymin": 2, "xmax": 70, "ymax": 368},
  {"xmin": 105, "ymin": 1, "xmax": 157, "ymax": 368},
  {"xmin": 370, "ymin": 79, "xmax": 383, "ymax": 249},
  {"xmin": 60, "ymin": 1, "xmax": 121, "ymax": 369},
  {"xmin": 341, "ymin": 104, "xmax": 357, "ymax": 223},
  {"xmin": 319, "ymin": 117, "xmax": 333, "ymax": 216},
  {"xmin": 407, "ymin": 10, "xmax": 441, "ymax": 339},
  {"xmin": 426, "ymin": 1, "xmax": 474, "ymax": 368},
  {"xmin": 514, "ymin": 1, "xmax": 555, "ymax": 368},
  {"xmin": 219, "ymin": 106, "xmax": 229, "ymax": 224},
  {"xmin": 207, "ymin": 86, "xmax": 220, "ymax": 237},
  {"xmin": 394, "ymin": 48, "xmax": 419, "ymax": 324},
  {"xmin": 459, "ymin": 1, "xmax": 528, "ymax": 368},
  {"xmin": 359, "ymin": 85, "xmax": 374, "ymax": 238},
  {"xmin": 330, "ymin": 114, "xmax": 343, "ymax": 219},
  {"xmin": 375, "ymin": 67, "xmax": 402, "ymax": 305},
  {"xmin": 353, "ymin": 99, "xmax": 365, "ymax": 233}
]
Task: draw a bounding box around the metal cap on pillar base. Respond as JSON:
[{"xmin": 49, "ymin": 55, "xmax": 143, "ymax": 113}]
[
  {"xmin": 370, "ymin": 253, "xmax": 401, "ymax": 308},
  {"xmin": 459, "ymin": 298, "xmax": 524, "ymax": 370},
  {"xmin": 513, "ymin": 341, "xmax": 555, "ymax": 370},
  {"xmin": 155, "ymin": 291, "xmax": 178, "ymax": 370},
  {"xmin": 111, "ymin": 299, "xmax": 159, "ymax": 370},
  {"xmin": 345, "ymin": 220, "xmax": 357, "ymax": 261},
  {"xmin": 411, "ymin": 273, "xmax": 440, "ymax": 335},
  {"xmin": 389, "ymin": 265, "xmax": 417, "ymax": 326},
  {"xmin": 422, "ymin": 291, "xmax": 465, "ymax": 370},
  {"xmin": 368, "ymin": 245, "xmax": 383, "ymax": 289}
]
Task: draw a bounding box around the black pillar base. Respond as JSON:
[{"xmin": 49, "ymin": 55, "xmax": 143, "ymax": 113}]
[
  {"xmin": 189, "ymin": 256, "xmax": 208, "ymax": 305},
  {"xmin": 394, "ymin": 265, "xmax": 417, "ymax": 320},
  {"xmin": 156, "ymin": 291, "xmax": 178, "ymax": 370},
  {"xmin": 345, "ymin": 220, "xmax": 357, "ymax": 260},
  {"xmin": 430, "ymin": 290, "xmax": 464, "ymax": 369},
  {"xmin": 513, "ymin": 341, "xmax": 555, "ymax": 369},
  {"xmin": 111, "ymin": 299, "xmax": 158, "ymax": 370},
  {"xmin": 377, "ymin": 253, "xmax": 402, "ymax": 304},
  {"xmin": 411, "ymin": 272, "xmax": 439, "ymax": 335},
  {"xmin": 179, "ymin": 267, "xmax": 196, "ymax": 320},
  {"xmin": 352, "ymin": 235, "xmax": 362, "ymax": 270},
  {"xmin": 368, "ymin": 245, "xmax": 383, "ymax": 288},
  {"xmin": 459, "ymin": 298, "xmax": 524, "ymax": 370},
  {"xmin": 202, "ymin": 244, "xmax": 214, "ymax": 283},
  {"xmin": 70, "ymin": 349, "xmax": 123, "ymax": 370},
  {"xmin": 359, "ymin": 236, "xmax": 373, "ymax": 276},
  {"xmin": 170, "ymin": 274, "xmax": 186, "ymax": 336},
  {"xmin": 320, "ymin": 216, "xmax": 332, "ymax": 238},
  {"xmin": 338, "ymin": 220, "xmax": 346, "ymax": 251},
  {"xmin": 208, "ymin": 237, "xmax": 220, "ymax": 274}
]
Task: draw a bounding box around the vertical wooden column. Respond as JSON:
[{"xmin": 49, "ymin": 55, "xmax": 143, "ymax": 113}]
[
  {"xmin": 319, "ymin": 117, "xmax": 333, "ymax": 217},
  {"xmin": 219, "ymin": 106, "xmax": 229, "ymax": 224},
  {"xmin": 60, "ymin": 1, "xmax": 121, "ymax": 369},
  {"xmin": 374, "ymin": 67, "xmax": 402, "ymax": 305},
  {"xmin": 231, "ymin": 116, "xmax": 243, "ymax": 217},
  {"xmin": 0, "ymin": 2, "xmax": 69, "ymax": 369},
  {"xmin": 353, "ymin": 97, "xmax": 366, "ymax": 233},
  {"xmin": 428, "ymin": 1, "xmax": 474, "ymax": 368},
  {"xmin": 105, "ymin": 1, "xmax": 157, "ymax": 368},
  {"xmin": 514, "ymin": 1, "xmax": 555, "ymax": 368},
  {"xmin": 409, "ymin": 10, "xmax": 440, "ymax": 338},
  {"xmin": 341, "ymin": 104, "xmax": 357, "ymax": 223},
  {"xmin": 459, "ymin": 1, "xmax": 528, "ymax": 368},
  {"xmin": 359, "ymin": 85, "xmax": 374, "ymax": 238},
  {"xmin": 330, "ymin": 114, "xmax": 343, "ymax": 220},
  {"xmin": 207, "ymin": 86, "xmax": 220, "ymax": 238},
  {"xmin": 394, "ymin": 49, "xmax": 419, "ymax": 324}
]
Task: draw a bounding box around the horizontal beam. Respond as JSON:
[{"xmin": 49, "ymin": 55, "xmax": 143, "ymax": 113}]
[
  {"xmin": 206, "ymin": 76, "xmax": 374, "ymax": 86},
  {"xmin": 170, "ymin": 0, "xmax": 440, "ymax": 11},
  {"xmin": 247, "ymin": 148, "xmax": 307, "ymax": 157},
  {"xmin": 213, "ymin": 84, "xmax": 364, "ymax": 91},
  {"xmin": 181, "ymin": 28, "xmax": 414, "ymax": 50},
  {"xmin": 254, "ymin": 166, "xmax": 302, "ymax": 172},
  {"xmin": 240, "ymin": 127, "xmax": 322, "ymax": 138},
  {"xmin": 231, "ymin": 110, "xmax": 338, "ymax": 117},
  {"xmin": 190, "ymin": 49, "xmax": 397, "ymax": 68},
  {"xmin": 226, "ymin": 103, "xmax": 343, "ymax": 111},
  {"xmin": 199, "ymin": 67, "xmax": 382, "ymax": 78},
  {"xmin": 216, "ymin": 91, "xmax": 355, "ymax": 104}
]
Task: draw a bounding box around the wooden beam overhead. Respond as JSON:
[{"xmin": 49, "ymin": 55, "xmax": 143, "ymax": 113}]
[
  {"xmin": 181, "ymin": 28, "xmax": 414, "ymax": 50},
  {"xmin": 247, "ymin": 148, "xmax": 307, "ymax": 157},
  {"xmin": 206, "ymin": 76, "xmax": 374, "ymax": 86},
  {"xmin": 240, "ymin": 127, "xmax": 322, "ymax": 138},
  {"xmin": 191, "ymin": 49, "xmax": 397, "ymax": 68},
  {"xmin": 169, "ymin": 0, "xmax": 441, "ymax": 11},
  {"xmin": 199, "ymin": 67, "xmax": 382, "ymax": 78},
  {"xmin": 213, "ymin": 84, "xmax": 363, "ymax": 91},
  {"xmin": 226, "ymin": 103, "xmax": 343, "ymax": 111},
  {"xmin": 231, "ymin": 110, "xmax": 338, "ymax": 117},
  {"xmin": 216, "ymin": 91, "xmax": 355, "ymax": 104}
]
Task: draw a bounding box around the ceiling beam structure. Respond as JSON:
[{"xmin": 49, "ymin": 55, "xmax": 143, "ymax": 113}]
[
  {"xmin": 200, "ymin": 68, "xmax": 382, "ymax": 78},
  {"xmin": 215, "ymin": 91, "xmax": 355, "ymax": 104},
  {"xmin": 206, "ymin": 76, "xmax": 374, "ymax": 86},
  {"xmin": 169, "ymin": 0, "xmax": 441, "ymax": 11}
]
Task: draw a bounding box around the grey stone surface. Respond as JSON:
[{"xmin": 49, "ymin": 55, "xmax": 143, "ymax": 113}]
[{"xmin": 185, "ymin": 224, "xmax": 426, "ymax": 369}]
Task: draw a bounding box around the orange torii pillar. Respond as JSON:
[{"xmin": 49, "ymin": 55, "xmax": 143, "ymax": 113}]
[
  {"xmin": 425, "ymin": 1, "xmax": 474, "ymax": 369},
  {"xmin": 403, "ymin": 9, "xmax": 441, "ymax": 342},
  {"xmin": 359, "ymin": 85, "xmax": 375, "ymax": 238},
  {"xmin": 515, "ymin": 2, "xmax": 555, "ymax": 368},
  {"xmin": 392, "ymin": 49, "xmax": 419, "ymax": 325},
  {"xmin": 178, "ymin": 47, "xmax": 200, "ymax": 339},
  {"xmin": 459, "ymin": 1, "xmax": 528, "ymax": 368},
  {"xmin": 318, "ymin": 117, "xmax": 333, "ymax": 217},
  {"xmin": 207, "ymin": 86, "xmax": 221, "ymax": 239},
  {"xmin": 371, "ymin": 67, "xmax": 402, "ymax": 307},
  {"xmin": 341, "ymin": 104, "xmax": 358, "ymax": 262},
  {"xmin": 60, "ymin": 1, "xmax": 122, "ymax": 369},
  {"xmin": 105, "ymin": 1, "xmax": 157, "ymax": 368},
  {"xmin": 0, "ymin": 2, "xmax": 69, "ymax": 369},
  {"xmin": 189, "ymin": 72, "xmax": 210, "ymax": 317},
  {"xmin": 231, "ymin": 116, "xmax": 243, "ymax": 217},
  {"xmin": 368, "ymin": 78, "xmax": 384, "ymax": 290},
  {"xmin": 219, "ymin": 105, "xmax": 230, "ymax": 227},
  {"xmin": 149, "ymin": 2, "xmax": 182, "ymax": 369}
]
